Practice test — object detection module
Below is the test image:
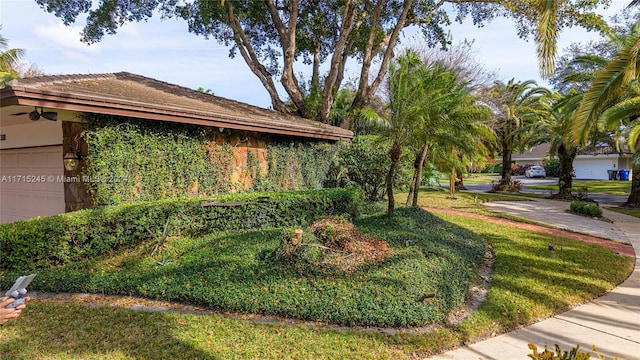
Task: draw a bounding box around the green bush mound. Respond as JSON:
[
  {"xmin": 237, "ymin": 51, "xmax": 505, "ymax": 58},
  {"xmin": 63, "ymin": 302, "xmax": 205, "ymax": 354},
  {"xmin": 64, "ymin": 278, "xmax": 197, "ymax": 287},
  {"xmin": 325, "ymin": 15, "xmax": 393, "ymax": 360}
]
[
  {"xmin": 0, "ymin": 188, "xmax": 363, "ymax": 271},
  {"xmin": 3, "ymin": 207, "xmax": 485, "ymax": 328},
  {"xmin": 570, "ymin": 200, "xmax": 603, "ymax": 217}
]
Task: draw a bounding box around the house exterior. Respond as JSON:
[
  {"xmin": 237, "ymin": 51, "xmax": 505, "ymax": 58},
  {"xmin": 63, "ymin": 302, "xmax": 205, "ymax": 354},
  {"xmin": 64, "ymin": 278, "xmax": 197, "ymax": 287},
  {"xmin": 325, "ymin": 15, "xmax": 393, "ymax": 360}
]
[
  {"xmin": 0, "ymin": 72, "xmax": 353, "ymax": 224},
  {"xmin": 511, "ymin": 143, "xmax": 633, "ymax": 180}
]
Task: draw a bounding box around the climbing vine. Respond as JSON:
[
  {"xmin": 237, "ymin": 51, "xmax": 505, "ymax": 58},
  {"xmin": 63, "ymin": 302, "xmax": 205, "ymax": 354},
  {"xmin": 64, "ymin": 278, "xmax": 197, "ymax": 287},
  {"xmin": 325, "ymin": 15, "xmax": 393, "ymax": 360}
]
[
  {"xmin": 82, "ymin": 115, "xmax": 343, "ymax": 205},
  {"xmin": 83, "ymin": 115, "xmax": 228, "ymax": 205}
]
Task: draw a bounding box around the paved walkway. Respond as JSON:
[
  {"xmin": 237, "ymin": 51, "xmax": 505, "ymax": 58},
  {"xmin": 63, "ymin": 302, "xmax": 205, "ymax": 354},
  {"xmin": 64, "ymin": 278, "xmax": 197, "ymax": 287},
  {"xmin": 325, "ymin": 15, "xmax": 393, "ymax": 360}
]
[{"xmin": 430, "ymin": 198, "xmax": 640, "ymax": 360}]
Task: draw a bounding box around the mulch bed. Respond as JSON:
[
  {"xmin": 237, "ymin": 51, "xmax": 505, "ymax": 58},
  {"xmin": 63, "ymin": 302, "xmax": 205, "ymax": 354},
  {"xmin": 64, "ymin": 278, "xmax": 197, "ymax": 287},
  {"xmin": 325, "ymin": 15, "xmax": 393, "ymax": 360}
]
[{"xmin": 423, "ymin": 207, "xmax": 635, "ymax": 258}]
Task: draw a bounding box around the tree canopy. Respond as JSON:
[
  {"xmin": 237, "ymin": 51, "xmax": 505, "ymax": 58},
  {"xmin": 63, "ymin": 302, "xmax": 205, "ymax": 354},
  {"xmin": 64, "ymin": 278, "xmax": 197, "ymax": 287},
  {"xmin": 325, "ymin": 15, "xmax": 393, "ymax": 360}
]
[{"xmin": 35, "ymin": 0, "xmax": 610, "ymax": 125}]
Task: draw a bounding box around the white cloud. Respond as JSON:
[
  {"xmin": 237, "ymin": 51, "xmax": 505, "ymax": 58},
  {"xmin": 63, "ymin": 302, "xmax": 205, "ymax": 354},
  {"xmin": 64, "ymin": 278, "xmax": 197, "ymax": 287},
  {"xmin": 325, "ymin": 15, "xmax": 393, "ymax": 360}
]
[{"xmin": 32, "ymin": 21, "xmax": 101, "ymax": 53}]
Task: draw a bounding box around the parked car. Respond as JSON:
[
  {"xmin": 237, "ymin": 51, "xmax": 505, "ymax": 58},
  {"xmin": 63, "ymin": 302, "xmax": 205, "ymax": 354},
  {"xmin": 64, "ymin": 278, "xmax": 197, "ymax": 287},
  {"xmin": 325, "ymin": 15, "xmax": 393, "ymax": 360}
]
[{"xmin": 525, "ymin": 165, "xmax": 546, "ymax": 178}]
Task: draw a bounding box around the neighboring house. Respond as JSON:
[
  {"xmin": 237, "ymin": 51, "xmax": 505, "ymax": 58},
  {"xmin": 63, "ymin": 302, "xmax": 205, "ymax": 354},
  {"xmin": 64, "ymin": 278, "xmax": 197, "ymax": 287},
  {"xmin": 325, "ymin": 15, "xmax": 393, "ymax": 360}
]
[
  {"xmin": 0, "ymin": 72, "xmax": 353, "ymax": 224},
  {"xmin": 511, "ymin": 143, "xmax": 633, "ymax": 180}
]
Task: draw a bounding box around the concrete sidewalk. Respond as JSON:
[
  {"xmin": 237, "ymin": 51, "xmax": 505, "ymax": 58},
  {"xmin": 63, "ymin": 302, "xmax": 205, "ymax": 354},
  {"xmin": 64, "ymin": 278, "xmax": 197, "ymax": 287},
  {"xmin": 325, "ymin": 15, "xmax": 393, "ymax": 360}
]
[{"xmin": 429, "ymin": 199, "xmax": 640, "ymax": 360}]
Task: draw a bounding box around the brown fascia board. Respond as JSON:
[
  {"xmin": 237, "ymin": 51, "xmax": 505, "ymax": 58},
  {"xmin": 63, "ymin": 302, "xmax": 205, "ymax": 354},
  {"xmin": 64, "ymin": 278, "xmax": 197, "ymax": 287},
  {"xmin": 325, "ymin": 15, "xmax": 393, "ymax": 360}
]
[{"xmin": 1, "ymin": 88, "xmax": 353, "ymax": 141}]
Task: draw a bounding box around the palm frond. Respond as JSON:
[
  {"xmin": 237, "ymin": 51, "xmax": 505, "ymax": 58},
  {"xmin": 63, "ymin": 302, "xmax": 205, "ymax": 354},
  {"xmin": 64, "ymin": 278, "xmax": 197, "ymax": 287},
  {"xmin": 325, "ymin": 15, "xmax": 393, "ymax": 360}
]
[
  {"xmin": 573, "ymin": 56, "xmax": 633, "ymax": 144},
  {"xmin": 599, "ymin": 96, "xmax": 640, "ymax": 130},
  {"xmin": 535, "ymin": 0, "xmax": 558, "ymax": 79},
  {"xmin": 629, "ymin": 122, "xmax": 640, "ymax": 150}
]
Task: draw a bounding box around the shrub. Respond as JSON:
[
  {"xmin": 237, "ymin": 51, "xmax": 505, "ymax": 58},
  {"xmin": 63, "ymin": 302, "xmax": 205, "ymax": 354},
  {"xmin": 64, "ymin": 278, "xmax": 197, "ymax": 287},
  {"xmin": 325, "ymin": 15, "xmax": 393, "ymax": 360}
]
[
  {"xmin": 570, "ymin": 200, "xmax": 601, "ymax": 217},
  {"xmin": 0, "ymin": 188, "xmax": 364, "ymax": 271},
  {"xmin": 543, "ymin": 158, "xmax": 561, "ymax": 178},
  {"xmin": 330, "ymin": 135, "xmax": 412, "ymax": 201},
  {"xmin": 481, "ymin": 162, "xmax": 501, "ymax": 174},
  {"xmin": 570, "ymin": 200, "xmax": 603, "ymax": 217},
  {"xmin": 527, "ymin": 343, "xmax": 615, "ymax": 360}
]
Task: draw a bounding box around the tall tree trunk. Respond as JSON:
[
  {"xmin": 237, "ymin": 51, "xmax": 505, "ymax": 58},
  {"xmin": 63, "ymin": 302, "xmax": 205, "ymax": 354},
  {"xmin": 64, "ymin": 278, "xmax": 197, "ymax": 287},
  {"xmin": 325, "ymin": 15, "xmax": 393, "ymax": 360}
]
[
  {"xmin": 501, "ymin": 140, "xmax": 513, "ymax": 184},
  {"xmin": 386, "ymin": 141, "xmax": 402, "ymax": 215},
  {"xmin": 623, "ymin": 160, "xmax": 640, "ymax": 207},
  {"xmin": 406, "ymin": 144, "xmax": 429, "ymax": 207},
  {"xmin": 557, "ymin": 144, "xmax": 576, "ymax": 197},
  {"xmin": 449, "ymin": 168, "xmax": 457, "ymax": 198},
  {"xmin": 405, "ymin": 153, "xmax": 420, "ymax": 206}
]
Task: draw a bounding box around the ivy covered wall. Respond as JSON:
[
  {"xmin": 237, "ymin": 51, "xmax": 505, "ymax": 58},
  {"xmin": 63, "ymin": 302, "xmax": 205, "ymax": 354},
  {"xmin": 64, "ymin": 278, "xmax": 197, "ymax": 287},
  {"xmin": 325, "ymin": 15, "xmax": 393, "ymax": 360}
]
[{"xmin": 81, "ymin": 115, "xmax": 342, "ymax": 206}]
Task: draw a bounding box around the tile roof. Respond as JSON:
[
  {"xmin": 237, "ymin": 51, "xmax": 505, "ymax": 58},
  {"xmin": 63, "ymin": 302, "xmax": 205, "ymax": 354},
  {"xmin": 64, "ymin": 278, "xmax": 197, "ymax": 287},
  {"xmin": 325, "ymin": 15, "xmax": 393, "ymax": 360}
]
[
  {"xmin": 512, "ymin": 143, "xmax": 551, "ymax": 160},
  {"xmin": 1, "ymin": 72, "xmax": 353, "ymax": 140}
]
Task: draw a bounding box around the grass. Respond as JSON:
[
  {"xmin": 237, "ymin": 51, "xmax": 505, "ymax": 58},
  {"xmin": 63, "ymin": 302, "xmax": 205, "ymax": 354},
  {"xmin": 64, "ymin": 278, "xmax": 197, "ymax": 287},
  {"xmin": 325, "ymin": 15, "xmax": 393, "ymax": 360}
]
[
  {"xmin": 403, "ymin": 187, "xmax": 533, "ymax": 216},
  {"xmin": 527, "ymin": 180, "xmax": 631, "ymax": 195},
  {"xmin": 459, "ymin": 173, "xmax": 500, "ymax": 185},
  {"xmin": 0, "ymin": 191, "xmax": 634, "ymax": 359},
  {"xmin": 440, "ymin": 173, "xmax": 499, "ymax": 185},
  {"xmin": 604, "ymin": 206, "xmax": 640, "ymax": 219}
]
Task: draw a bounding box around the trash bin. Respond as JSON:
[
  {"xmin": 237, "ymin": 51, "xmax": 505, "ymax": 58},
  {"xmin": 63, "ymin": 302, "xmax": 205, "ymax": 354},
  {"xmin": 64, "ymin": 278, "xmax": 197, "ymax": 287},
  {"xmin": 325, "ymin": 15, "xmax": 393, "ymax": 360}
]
[
  {"xmin": 619, "ymin": 169, "xmax": 630, "ymax": 181},
  {"xmin": 608, "ymin": 170, "xmax": 618, "ymax": 180}
]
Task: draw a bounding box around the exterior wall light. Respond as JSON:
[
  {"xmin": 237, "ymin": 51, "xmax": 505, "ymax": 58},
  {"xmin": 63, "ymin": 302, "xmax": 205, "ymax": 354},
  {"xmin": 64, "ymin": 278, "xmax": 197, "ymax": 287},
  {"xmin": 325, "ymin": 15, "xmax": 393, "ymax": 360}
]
[{"xmin": 63, "ymin": 151, "xmax": 81, "ymax": 172}]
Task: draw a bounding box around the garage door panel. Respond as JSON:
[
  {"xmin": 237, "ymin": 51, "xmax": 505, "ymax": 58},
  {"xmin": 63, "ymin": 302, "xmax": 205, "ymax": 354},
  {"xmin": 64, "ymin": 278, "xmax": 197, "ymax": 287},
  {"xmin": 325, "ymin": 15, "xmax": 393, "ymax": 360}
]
[
  {"xmin": 0, "ymin": 146, "xmax": 65, "ymax": 224},
  {"xmin": 574, "ymin": 159, "xmax": 616, "ymax": 180},
  {"xmin": 1, "ymin": 152, "xmax": 18, "ymax": 169}
]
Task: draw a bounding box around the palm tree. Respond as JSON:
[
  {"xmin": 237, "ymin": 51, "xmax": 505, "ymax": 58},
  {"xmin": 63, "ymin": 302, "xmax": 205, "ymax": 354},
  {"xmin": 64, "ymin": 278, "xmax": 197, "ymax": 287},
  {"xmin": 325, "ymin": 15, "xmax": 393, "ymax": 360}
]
[
  {"xmin": 532, "ymin": 91, "xmax": 583, "ymax": 197},
  {"xmin": 573, "ymin": 18, "xmax": 640, "ymax": 206},
  {"xmin": 598, "ymin": 86, "xmax": 640, "ymax": 206},
  {"xmin": 360, "ymin": 50, "xmax": 426, "ymax": 214},
  {"xmin": 484, "ymin": 79, "xmax": 550, "ymax": 188},
  {"xmin": 403, "ymin": 63, "xmax": 479, "ymax": 205},
  {"xmin": 405, "ymin": 69, "xmax": 493, "ymax": 204},
  {"xmin": 0, "ymin": 29, "xmax": 24, "ymax": 86}
]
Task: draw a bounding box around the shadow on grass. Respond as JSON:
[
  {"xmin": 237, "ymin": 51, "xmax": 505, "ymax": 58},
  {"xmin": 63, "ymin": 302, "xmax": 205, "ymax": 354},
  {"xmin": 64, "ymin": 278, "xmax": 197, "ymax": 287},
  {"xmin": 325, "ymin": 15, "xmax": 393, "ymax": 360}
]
[{"xmin": 0, "ymin": 302, "xmax": 217, "ymax": 359}]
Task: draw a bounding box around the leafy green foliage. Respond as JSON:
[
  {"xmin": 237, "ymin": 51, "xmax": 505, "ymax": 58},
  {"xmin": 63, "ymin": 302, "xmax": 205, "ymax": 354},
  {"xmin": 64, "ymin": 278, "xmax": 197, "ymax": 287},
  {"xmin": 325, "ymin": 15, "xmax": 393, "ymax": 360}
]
[
  {"xmin": 481, "ymin": 162, "xmax": 502, "ymax": 173},
  {"xmin": 2, "ymin": 207, "xmax": 484, "ymax": 328},
  {"xmin": 84, "ymin": 115, "xmax": 229, "ymax": 205},
  {"xmin": 83, "ymin": 115, "xmax": 342, "ymax": 205},
  {"xmin": 0, "ymin": 188, "xmax": 363, "ymax": 271},
  {"xmin": 331, "ymin": 135, "xmax": 412, "ymax": 200},
  {"xmin": 544, "ymin": 158, "xmax": 561, "ymax": 177},
  {"xmin": 528, "ymin": 343, "xmax": 615, "ymax": 360},
  {"xmin": 570, "ymin": 200, "xmax": 603, "ymax": 217},
  {"xmin": 36, "ymin": 0, "xmax": 611, "ymax": 124},
  {"xmin": 0, "ymin": 190, "xmax": 633, "ymax": 359},
  {"xmin": 253, "ymin": 140, "xmax": 341, "ymax": 192}
]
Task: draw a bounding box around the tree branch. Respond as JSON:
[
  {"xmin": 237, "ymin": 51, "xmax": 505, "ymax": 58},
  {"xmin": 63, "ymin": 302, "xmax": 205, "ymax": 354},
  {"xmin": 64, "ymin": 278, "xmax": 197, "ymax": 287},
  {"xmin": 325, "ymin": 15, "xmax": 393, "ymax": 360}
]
[
  {"xmin": 266, "ymin": 0, "xmax": 308, "ymax": 117},
  {"xmin": 226, "ymin": 1, "xmax": 288, "ymax": 112},
  {"xmin": 318, "ymin": 0, "xmax": 359, "ymax": 122}
]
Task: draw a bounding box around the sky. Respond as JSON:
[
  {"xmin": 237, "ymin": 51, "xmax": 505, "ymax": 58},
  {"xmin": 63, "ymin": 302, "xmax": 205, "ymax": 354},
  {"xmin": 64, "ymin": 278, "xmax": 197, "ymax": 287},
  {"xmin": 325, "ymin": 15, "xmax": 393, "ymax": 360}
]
[{"xmin": 0, "ymin": 0, "xmax": 630, "ymax": 109}]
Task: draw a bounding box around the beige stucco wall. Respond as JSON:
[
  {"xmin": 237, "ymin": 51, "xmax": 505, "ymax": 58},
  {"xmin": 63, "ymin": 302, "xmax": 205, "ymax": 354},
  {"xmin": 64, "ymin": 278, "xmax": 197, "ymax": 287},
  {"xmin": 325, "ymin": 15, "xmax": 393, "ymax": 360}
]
[{"xmin": 0, "ymin": 120, "xmax": 63, "ymax": 149}]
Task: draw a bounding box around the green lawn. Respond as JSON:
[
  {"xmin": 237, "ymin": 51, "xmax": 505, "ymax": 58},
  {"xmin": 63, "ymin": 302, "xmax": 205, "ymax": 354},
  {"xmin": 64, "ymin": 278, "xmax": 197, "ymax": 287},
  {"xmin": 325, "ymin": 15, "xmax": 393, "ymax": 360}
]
[
  {"xmin": 440, "ymin": 173, "xmax": 500, "ymax": 185},
  {"xmin": 0, "ymin": 191, "xmax": 633, "ymax": 359},
  {"xmin": 605, "ymin": 206, "xmax": 640, "ymax": 218},
  {"xmin": 527, "ymin": 180, "xmax": 632, "ymax": 195}
]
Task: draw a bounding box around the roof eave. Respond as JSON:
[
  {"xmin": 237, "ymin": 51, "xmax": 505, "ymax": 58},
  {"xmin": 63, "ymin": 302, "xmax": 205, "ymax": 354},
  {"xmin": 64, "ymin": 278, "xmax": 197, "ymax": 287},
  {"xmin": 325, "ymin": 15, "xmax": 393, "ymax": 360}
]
[{"xmin": 0, "ymin": 88, "xmax": 353, "ymax": 141}]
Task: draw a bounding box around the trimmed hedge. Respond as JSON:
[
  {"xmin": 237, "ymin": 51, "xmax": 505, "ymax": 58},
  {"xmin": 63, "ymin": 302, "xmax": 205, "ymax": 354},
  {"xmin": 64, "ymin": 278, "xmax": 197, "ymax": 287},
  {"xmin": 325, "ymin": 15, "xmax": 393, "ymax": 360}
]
[
  {"xmin": 570, "ymin": 200, "xmax": 603, "ymax": 217},
  {"xmin": 0, "ymin": 188, "xmax": 363, "ymax": 271}
]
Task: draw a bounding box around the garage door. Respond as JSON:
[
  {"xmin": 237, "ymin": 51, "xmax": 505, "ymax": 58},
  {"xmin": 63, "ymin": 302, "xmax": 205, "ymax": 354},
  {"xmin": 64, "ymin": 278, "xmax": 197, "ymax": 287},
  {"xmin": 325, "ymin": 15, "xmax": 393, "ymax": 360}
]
[
  {"xmin": 573, "ymin": 158, "xmax": 616, "ymax": 180},
  {"xmin": 0, "ymin": 146, "xmax": 65, "ymax": 224}
]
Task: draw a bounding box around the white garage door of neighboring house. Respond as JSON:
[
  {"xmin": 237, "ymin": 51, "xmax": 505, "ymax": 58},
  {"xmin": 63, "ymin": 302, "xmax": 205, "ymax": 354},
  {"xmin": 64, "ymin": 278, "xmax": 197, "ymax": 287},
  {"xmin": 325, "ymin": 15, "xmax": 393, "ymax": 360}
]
[
  {"xmin": 573, "ymin": 158, "xmax": 616, "ymax": 180},
  {"xmin": 0, "ymin": 146, "xmax": 65, "ymax": 224}
]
